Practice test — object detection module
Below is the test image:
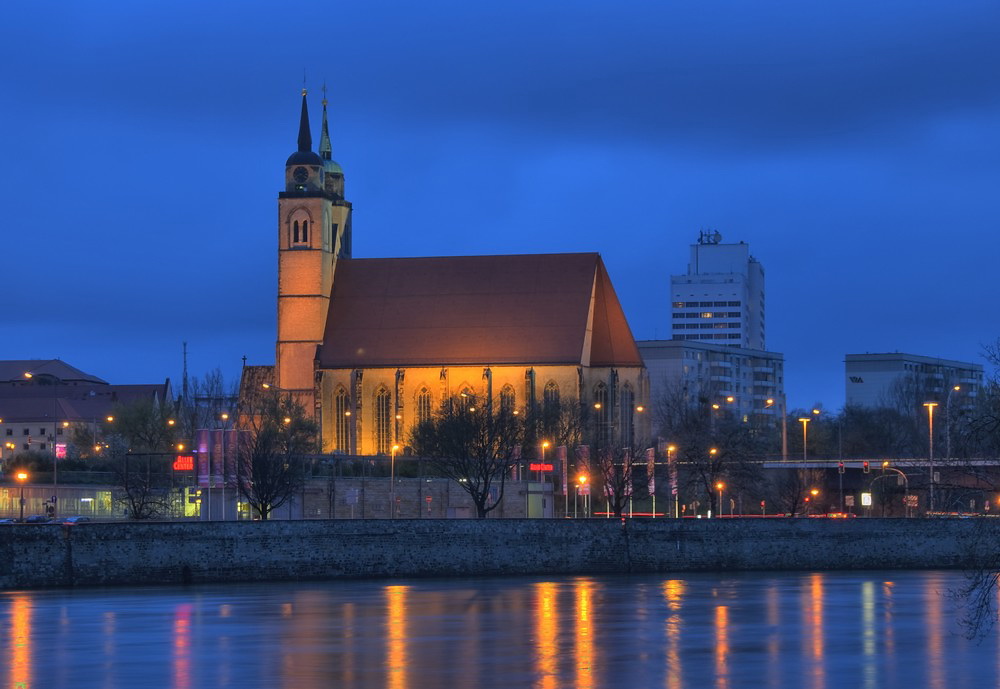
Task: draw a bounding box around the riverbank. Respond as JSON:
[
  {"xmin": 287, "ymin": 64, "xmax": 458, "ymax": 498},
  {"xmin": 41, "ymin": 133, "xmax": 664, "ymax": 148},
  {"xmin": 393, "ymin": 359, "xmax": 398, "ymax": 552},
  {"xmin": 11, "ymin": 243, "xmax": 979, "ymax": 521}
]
[{"xmin": 1, "ymin": 518, "xmax": 997, "ymax": 589}]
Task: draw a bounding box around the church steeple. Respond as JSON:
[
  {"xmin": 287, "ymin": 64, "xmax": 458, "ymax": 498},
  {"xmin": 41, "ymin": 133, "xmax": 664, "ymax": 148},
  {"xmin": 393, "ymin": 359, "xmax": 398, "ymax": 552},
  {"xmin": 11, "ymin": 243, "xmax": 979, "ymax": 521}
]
[
  {"xmin": 297, "ymin": 88, "xmax": 313, "ymax": 152},
  {"xmin": 319, "ymin": 94, "xmax": 332, "ymax": 161}
]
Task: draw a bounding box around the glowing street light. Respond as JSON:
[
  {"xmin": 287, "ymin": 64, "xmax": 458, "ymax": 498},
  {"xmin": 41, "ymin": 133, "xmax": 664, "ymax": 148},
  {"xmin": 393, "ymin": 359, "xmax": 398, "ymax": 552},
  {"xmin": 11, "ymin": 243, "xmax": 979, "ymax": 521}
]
[
  {"xmin": 798, "ymin": 417, "xmax": 812, "ymax": 462},
  {"xmin": 924, "ymin": 401, "xmax": 939, "ymax": 512},
  {"xmin": 390, "ymin": 444, "xmax": 401, "ymax": 519},
  {"xmin": 716, "ymin": 481, "xmax": 725, "ymax": 518},
  {"xmin": 16, "ymin": 471, "xmax": 28, "ymax": 522}
]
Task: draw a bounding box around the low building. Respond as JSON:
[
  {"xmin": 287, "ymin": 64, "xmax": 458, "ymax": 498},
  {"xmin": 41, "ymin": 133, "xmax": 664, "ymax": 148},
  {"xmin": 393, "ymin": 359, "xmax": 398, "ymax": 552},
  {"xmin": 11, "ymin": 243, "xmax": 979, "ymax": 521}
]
[
  {"xmin": 0, "ymin": 359, "xmax": 172, "ymax": 460},
  {"xmin": 844, "ymin": 353, "xmax": 982, "ymax": 409}
]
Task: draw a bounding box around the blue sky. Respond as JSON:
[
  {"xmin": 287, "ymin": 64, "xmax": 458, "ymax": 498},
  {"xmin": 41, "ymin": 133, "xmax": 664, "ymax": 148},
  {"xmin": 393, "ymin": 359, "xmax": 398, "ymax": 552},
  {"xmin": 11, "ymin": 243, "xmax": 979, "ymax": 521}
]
[{"xmin": 3, "ymin": 1, "xmax": 999, "ymax": 410}]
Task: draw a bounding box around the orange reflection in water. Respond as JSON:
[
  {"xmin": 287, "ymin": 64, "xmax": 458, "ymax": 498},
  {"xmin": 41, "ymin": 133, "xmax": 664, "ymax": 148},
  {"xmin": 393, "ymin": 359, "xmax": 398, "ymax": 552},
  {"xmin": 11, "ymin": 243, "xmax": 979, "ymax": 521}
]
[
  {"xmin": 7, "ymin": 594, "xmax": 32, "ymax": 689},
  {"xmin": 172, "ymin": 603, "xmax": 193, "ymax": 689},
  {"xmin": 715, "ymin": 605, "xmax": 729, "ymax": 689},
  {"xmin": 803, "ymin": 573, "xmax": 825, "ymax": 689},
  {"xmin": 386, "ymin": 586, "xmax": 409, "ymax": 689},
  {"xmin": 534, "ymin": 581, "xmax": 559, "ymax": 689},
  {"xmin": 766, "ymin": 584, "xmax": 781, "ymax": 689},
  {"xmin": 924, "ymin": 577, "xmax": 943, "ymax": 689},
  {"xmin": 861, "ymin": 581, "xmax": 876, "ymax": 689},
  {"xmin": 574, "ymin": 579, "xmax": 594, "ymax": 689},
  {"xmin": 663, "ymin": 580, "xmax": 685, "ymax": 689}
]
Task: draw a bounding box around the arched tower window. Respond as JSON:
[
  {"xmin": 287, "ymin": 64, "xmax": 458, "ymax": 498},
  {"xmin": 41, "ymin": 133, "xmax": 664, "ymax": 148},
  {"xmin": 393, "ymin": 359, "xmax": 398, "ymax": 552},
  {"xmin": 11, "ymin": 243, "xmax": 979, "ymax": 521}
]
[
  {"xmin": 500, "ymin": 385, "xmax": 516, "ymax": 416},
  {"xmin": 375, "ymin": 387, "xmax": 392, "ymax": 454},
  {"xmin": 620, "ymin": 384, "xmax": 635, "ymax": 449},
  {"xmin": 334, "ymin": 387, "xmax": 349, "ymax": 453},
  {"xmin": 416, "ymin": 387, "xmax": 432, "ymax": 425},
  {"xmin": 594, "ymin": 383, "xmax": 609, "ymax": 448},
  {"xmin": 288, "ymin": 210, "xmax": 312, "ymax": 247}
]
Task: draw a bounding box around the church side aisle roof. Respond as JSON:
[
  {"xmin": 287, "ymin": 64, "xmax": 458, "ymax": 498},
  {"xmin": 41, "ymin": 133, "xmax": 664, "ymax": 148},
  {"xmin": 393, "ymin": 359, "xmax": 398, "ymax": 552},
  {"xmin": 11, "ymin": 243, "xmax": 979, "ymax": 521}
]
[{"xmin": 317, "ymin": 253, "xmax": 643, "ymax": 369}]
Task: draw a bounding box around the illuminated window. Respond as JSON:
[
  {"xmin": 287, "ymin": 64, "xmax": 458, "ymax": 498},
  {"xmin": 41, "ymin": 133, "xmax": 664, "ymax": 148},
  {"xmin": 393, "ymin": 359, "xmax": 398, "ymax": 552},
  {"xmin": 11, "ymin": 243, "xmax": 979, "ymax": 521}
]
[
  {"xmin": 375, "ymin": 388, "xmax": 391, "ymax": 454},
  {"xmin": 334, "ymin": 387, "xmax": 349, "ymax": 452},
  {"xmin": 500, "ymin": 385, "xmax": 516, "ymax": 415},
  {"xmin": 417, "ymin": 388, "xmax": 432, "ymax": 424}
]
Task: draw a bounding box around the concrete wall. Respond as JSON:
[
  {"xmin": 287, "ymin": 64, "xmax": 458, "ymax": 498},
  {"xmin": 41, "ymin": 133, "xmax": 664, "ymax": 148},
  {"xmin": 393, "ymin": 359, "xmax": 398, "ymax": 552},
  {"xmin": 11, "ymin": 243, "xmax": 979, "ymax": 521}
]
[{"xmin": 2, "ymin": 518, "xmax": 999, "ymax": 590}]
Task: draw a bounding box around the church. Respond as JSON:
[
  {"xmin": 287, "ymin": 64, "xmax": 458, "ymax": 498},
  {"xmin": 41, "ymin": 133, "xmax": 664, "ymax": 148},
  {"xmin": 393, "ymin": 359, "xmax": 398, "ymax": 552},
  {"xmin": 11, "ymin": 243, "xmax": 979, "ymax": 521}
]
[{"xmin": 264, "ymin": 91, "xmax": 648, "ymax": 455}]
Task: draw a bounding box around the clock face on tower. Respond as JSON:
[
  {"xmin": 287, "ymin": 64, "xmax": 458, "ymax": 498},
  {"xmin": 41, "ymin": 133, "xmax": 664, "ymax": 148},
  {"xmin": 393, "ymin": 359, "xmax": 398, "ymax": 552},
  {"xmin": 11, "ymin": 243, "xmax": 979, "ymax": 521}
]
[{"xmin": 293, "ymin": 166, "xmax": 309, "ymax": 184}]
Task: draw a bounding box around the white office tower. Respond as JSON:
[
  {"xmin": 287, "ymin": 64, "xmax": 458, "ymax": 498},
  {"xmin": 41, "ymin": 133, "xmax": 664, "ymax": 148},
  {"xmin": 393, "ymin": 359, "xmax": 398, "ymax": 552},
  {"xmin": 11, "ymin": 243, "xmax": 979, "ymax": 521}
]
[{"xmin": 670, "ymin": 231, "xmax": 765, "ymax": 350}]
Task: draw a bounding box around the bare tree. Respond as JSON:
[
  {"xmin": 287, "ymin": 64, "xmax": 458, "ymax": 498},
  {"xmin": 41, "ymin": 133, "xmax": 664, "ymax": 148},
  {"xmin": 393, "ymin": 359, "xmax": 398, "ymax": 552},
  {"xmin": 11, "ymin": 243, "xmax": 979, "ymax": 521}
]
[
  {"xmin": 234, "ymin": 391, "xmax": 317, "ymax": 520},
  {"xmin": 411, "ymin": 395, "xmax": 524, "ymax": 518},
  {"xmin": 594, "ymin": 444, "xmax": 635, "ymax": 518},
  {"xmin": 771, "ymin": 468, "xmax": 826, "ymax": 517}
]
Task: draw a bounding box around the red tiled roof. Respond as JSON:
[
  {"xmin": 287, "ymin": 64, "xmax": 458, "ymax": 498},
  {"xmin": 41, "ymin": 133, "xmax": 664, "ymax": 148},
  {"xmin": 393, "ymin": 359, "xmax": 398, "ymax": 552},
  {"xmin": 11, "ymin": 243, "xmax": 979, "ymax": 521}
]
[{"xmin": 317, "ymin": 253, "xmax": 642, "ymax": 369}]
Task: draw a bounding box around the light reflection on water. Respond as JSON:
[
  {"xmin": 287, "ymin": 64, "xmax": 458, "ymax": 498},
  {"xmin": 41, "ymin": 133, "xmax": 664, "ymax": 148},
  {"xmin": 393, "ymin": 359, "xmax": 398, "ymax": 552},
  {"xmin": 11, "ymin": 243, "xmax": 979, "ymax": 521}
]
[{"xmin": 0, "ymin": 570, "xmax": 996, "ymax": 689}]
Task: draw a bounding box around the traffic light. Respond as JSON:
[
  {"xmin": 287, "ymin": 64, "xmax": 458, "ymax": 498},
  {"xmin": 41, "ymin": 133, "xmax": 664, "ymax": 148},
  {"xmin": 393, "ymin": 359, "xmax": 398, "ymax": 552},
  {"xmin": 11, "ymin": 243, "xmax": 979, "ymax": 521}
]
[
  {"xmin": 863, "ymin": 460, "xmax": 870, "ymax": 473},
  {"xmin": 838, "ymin": 462, "xmax": 845, "ymax": 474}
]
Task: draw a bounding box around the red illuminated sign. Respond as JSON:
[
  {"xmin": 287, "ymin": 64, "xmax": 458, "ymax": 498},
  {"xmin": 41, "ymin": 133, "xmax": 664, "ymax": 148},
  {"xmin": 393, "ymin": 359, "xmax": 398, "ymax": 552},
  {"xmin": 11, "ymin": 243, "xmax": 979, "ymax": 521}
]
[
  {"xmin": 529, "ymin": 463, "xmax": 554, "ymax": 472},
  {"xmin": 173, "ymin": 455, "xmax": 194, "ymax": 471}
]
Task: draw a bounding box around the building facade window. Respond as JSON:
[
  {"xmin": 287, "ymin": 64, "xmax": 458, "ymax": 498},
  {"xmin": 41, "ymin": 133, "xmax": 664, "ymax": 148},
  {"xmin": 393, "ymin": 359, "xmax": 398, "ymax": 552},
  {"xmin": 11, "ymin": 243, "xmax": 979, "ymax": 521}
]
[
  {"xmin": 500, "ymin": 385, "xmax": 516, "ymax": 415},
  {"xmin": 334, "ymin": 387, "xmax": 349, "ymax": 453},
  {"xmin": 594, "ymin": 383, "xmax": 609, "ymax": 448},
  {"xmin": 416, "ymin": 388, "xmax": 432, "ymax": 424},
  {"xmin": 620, "ymin": 385, "xmax": 635, "ymax": 447},
  {"xmin": 375, "ymin": 388, "xmax": 391, "ymax": 455},
  {"xmin": 543, "ymin": 381, "xmax": 560, "ymax": 413}
]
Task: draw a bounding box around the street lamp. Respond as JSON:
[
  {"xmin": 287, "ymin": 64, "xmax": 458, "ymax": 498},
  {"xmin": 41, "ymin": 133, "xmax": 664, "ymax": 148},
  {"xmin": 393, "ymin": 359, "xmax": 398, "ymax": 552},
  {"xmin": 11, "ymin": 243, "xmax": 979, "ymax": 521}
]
[
  {"xmin": 765, "ymin": 396, "xmax": 788, "ymax": 462},
  {"xmin": 945, "ymin": 385, "xmax": 960, "ymax": 462},
  {"xmin": 390, "ymin": 444, "xmax": 401, "ymax": 519},
  {"xmin": 715, "ymin": 481, "xmax": 724, "ymax": 518},
  {"xmin": 798, "ymin": 417, "xmax": 812, "ymax": 462},
  {"xmin": 25, "ymin": 370, "xmax": 61, "ymax": 518},
  {"xmin": 924, "ymin": 401, "xmax": 938, "ymax": 513},
  {"xmin": 16, "ymin": 471, "xmax": 28, "ymax": 522},
  {"xmin": 577, "ymin": 474, "xmax": 589, "ymax": 518},
  {"xmin": 667, "ymin": 444, "xmax": 679, "ymax": 518}
]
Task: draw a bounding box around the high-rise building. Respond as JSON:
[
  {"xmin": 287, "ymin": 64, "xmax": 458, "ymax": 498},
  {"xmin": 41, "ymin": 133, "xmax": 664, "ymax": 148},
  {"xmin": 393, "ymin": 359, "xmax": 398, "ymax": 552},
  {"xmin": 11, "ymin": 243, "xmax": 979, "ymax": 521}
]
[{"xmin": 670, "ymin": 231, "xmax": 765, "ymax": 351}]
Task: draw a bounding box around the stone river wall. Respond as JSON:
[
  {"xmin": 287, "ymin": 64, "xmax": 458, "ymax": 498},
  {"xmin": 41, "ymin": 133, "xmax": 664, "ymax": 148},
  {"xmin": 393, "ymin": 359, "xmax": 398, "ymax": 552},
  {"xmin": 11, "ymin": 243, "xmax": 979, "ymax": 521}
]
[{"xmin": 2, "ymin": 517, "xmax": 999, "ymax": 589}]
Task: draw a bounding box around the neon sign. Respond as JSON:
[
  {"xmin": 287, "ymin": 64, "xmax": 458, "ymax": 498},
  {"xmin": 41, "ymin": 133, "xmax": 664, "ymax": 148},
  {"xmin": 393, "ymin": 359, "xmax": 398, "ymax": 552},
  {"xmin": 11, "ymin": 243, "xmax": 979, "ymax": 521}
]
[
  {"xmin": 173, "ymin": 455, "xmax": 194, "ymax": 471},
  {"xmin": 529, "ymin": 463, "xmax": 554, "ymax": 472}
]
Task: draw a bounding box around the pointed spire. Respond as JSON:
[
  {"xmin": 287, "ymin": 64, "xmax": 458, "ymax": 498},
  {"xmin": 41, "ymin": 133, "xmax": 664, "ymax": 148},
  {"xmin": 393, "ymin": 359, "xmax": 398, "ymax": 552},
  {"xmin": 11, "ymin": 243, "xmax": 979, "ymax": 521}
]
[
  {"xmin": 319, "ymin": 84, "xmax": 332, "ymax": 161},
  {"xmin": 297, "ymin": 88, "xmax": 312, "ymax": 153}
]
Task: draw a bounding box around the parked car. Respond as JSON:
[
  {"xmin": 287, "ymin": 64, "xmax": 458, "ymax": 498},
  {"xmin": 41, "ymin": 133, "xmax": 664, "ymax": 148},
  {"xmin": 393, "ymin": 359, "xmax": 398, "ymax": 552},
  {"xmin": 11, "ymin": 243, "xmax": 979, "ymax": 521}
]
[
  {"xmin": 62, "ymin": 516, "xmax": 91, "ymax": 525},
  {"xmin": 24, "ymin": 515, "xmax": 52, "ymax": 524}
]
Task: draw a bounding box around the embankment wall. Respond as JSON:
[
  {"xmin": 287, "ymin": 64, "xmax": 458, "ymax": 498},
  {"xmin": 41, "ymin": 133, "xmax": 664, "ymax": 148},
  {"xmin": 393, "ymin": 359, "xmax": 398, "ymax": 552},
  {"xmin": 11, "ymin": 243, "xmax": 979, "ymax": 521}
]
[{"xmin": 2, "ymin": 518, "xmax": 998, "ymax": 589}]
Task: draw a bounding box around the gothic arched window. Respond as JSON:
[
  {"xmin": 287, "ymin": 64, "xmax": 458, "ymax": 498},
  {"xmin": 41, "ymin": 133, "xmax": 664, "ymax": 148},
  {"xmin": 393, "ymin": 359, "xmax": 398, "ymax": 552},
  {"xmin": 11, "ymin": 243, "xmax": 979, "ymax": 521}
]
[
  {"xmin": 293, "ymin": 220, "xmax": 300, "ymax": 244},
  {"xmin": 375, "ymin": 387, "xmax": 392, "ymax": 454},
  {"xmin": 416, "ymin": 388, "xmax": 432, "ymax": 425},
  {"xmin": 543, "ymin": 381, "xmax": 560, "ymax": 412},
  {"xmin": 334, "ymin": 387, "xmax": 349, "ymax": 453},
  {"xmin": 499, "ymin": 385, "xmax": 516, "ymax": 416},
  {"xmin": 620, "ymin": 384, "xmax": 635, "ymax": 448},
  {"xmin": 594, "ymin": 383, "xmax": 609, "ymax": 448},
  {"xmin": 301, "ymin": 220, "xmax": 309, "ymax": 243}
]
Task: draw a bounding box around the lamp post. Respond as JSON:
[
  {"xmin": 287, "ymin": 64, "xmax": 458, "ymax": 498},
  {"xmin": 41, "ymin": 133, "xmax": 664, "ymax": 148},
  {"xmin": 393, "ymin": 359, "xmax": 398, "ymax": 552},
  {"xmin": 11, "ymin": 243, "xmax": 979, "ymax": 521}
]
[
  {"xmin": 219, "ymin": 412, "xmax": 230, "ymax": 521},
  {"xmin": 945, "ymin": 385, "xmax": 960, "ymax": 462},
  {"xmin": 924, "ymin": 401, "xmax": 938, "ymax": 513},
  {"xmin": 667, "ymin": 444, "xmax": 678, "ymax": 518},
  {"xmin": 765, "ymin": 396, "xmax": 788, "ymax": 462},
  {"xmin": 715, "ymin": 481, "xmax": 724, "ymax": 519},
  {"xmin": 577, "ymin": 474, "xmax": 589, "ymax": 518},
  {"xmin": 16, "ymin": 471, "xmax": 28, "ymax": 521},
  {"xmin": 798, "ymin": 417, "xmax": 812, "ymax": 462},
  {"xmin": 390, "ymin": 444, "xmax": 401, "ymax": 519}
]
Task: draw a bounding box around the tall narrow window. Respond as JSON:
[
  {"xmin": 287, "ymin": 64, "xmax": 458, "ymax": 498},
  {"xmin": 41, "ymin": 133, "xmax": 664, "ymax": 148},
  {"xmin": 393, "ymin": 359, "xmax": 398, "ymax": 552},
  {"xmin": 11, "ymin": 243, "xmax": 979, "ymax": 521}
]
[
  {"xmin": 620, "ymin": 385, "xmax": 635, "ymax": 448},
  {"xmin": 375, "ymin": 388, "xmax": 392, "ymax": 454},
  {"xmin": 500, "ymin": 385, "xmax": 516, "ymax": 416},
  {"xmin": 416, "ymin": 388, "xmax": 432, "ymax": 425},
  {"xmin": 301, "ymin": 220, "xmax": 309, "ymax": 243},
  {"xmin": 334, "ymin": 388, "xmax": 349, "ymax": 453},
  {"xmin": 543, "ymin": 381, "xmax": 560, "ymax": 413},
  {"xmin": 293, "ymin": 220, "xmax": 300, "ymax": 243},
  {"xmin": 594, "ymin": 383, "xmax": 608, "ymax": 448}
]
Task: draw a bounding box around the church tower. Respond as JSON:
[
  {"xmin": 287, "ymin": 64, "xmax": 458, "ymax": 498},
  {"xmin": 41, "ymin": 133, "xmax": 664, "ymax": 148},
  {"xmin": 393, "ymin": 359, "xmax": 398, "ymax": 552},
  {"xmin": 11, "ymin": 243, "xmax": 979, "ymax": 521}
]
[{"xmin": 276, "ymin": 90, "xmax": 352, "ymax": 411}]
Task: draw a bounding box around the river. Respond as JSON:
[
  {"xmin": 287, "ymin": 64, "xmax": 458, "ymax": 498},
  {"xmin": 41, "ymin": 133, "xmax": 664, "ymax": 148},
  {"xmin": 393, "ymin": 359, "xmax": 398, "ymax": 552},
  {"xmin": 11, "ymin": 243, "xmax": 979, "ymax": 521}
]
[{"xmin": 2, "ymin": 570, "xmax": 996, "ymax": 688}]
